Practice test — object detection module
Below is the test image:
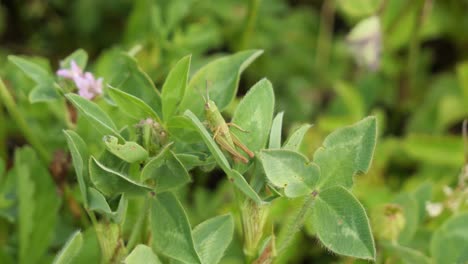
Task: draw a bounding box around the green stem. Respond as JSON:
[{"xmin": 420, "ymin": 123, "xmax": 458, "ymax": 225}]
[
  {"xmin": 240, "ymin": 0, "xmax": 260, "ymax": 50},
  {"xmin": 87, "ymin": 211, "xmax": 106, "ymax": 264},
  {"xmin": 407, "ymin": 0, "xmax": 429, "ymax": 104},
  {"xmin": 127, "ymin": 196, "xmax": 150, "ymax": 250},
  {"xmin": 315, "ymin": 0, "xmax": 336, "ymax": 74},
  {"xmin": 0, "ymin": 77, "xmax": 50, "ymax": 164},
  {"xmin": 277, "ymin": 195, "xmax": 315, "ymax": 254}
]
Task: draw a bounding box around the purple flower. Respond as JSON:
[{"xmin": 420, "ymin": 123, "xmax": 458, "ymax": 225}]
[
  {"xmin": 57, "ymin": 60, "xmax": 103, "ymax": 100},
  {"xmin": 57, "ymin": 60, "xmax": 83, "ymax": 79}
]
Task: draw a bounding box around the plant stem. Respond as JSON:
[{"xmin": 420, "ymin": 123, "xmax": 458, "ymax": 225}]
[
  {"xmin": 277, "ymin": 195, "xmax": 315, "ymax": 254},
  {"xmin": 240, "ymin": 0, "xmax": 260, "ymax": 50},
  {"xmin": 315, "ymin": 0, "xmax": 336, "ymax": 74},
  {"xmin": 0, "ymin": 77, "xmax": 50, "ymax": 164},
  {"xmin": 407, "ymin": 0, "xmax": 430, "ymax": 104},
  {"xmin": 127, "ymin": 196, "xmax": 150, "ymax": 250}
]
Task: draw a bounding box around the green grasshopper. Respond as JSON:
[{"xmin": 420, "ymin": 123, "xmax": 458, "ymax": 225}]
[{"xmin": 202, "ymin": 85, "xmax": 254, "ymax": 164}]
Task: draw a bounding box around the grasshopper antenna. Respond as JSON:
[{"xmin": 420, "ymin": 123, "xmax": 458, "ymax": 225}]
[
  {"xmin": 205, "ymin": 80, "xmax": 211, "ymax": 101},
  {"xmin": 195, "ymin": 85, "xmax": 206, "ymax": 103}
]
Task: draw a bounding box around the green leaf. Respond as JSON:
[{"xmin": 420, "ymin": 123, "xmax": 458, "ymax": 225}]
[
  {"xmin": 29, "ymin": 84, "xmax": 60, "ymax": 103},
  {"xmin": 103, "ymin": 135, "xmax": 148, "ymax": 163},
  {"xmin": 64, "ymin": 130, "xmax": 89, "ymax": 206},
  {"xmin": 313, "ymin": 116, "xmax": 377, "ymax": 189},
  {"xmin": 312, "ymin": 186, "xmax": 375, "ymax": 260},
  {"xmin": 193, "ymin": 214, "xmax": 234, "ymax": 264},
  {"xmin": 8, "ymin": 55, "xmax": 53, "ymax": 84},
  {"xmin": 16, "ymin": 153, "xmax": 35, "ymax": 264},
  {"xmin": 60, "ymin": 49, "xmax": 88, "ymax": 69},
  {"xmin": 228, "ymin": 169, "xmax": 264, "ymax": 204},
  {"xmin": 167, "ymin": 116, "xmax": 202, "ymax": 143},
  {"xmin": 88, "ymin": 188, "xmax": 128, "ymax": 223},
  {"xmin": 283, "ymin": 124, "xmax": 312, "ymax": 151},
  {"xmin": 89, "ymin": 157, "xmax": 151, "ymax": 196},
  {"xmin": 124, "ymin": 245, "xmax": 162, "ymax": 264},
  {"xmin": 15, "ymin": 147, "xmax": 61, "ymax": 264},
  {"xmin": 179, "ymin": 50, "xmax": 263, "ymax": 117},
  {"xmin": 107, "ymin": 86, "xmax": 159, "ymax": 121},
  {"xmin": 259, "ymin": 150, "xmax": 319, "ymax": 198},
  {"xmin": 184, "ymin": 110, "xmax": 263, "ymax": 203},
  {"xmin": 269, "ymin": 112, "xmax": 284, "ymax": 149},
  {"xmin": 151, "ymin": 192, "xmax": 201, "ymax": 264},
  {"xmin": 109, "ymin": 53, "xmax": 162, "ymax": 117},
  {"xmin": 8, "ymin": 55, "xmax": 59, "ymax": 102},
  {"xmin": 141, "ymin": 147, "xmax": 191, "ymax": 192},
  {"xmin": 232, "ymin": 78, "xmax": 275, "ymax": 152},
  {"xmin": 66, "ymin": 93, "xmax": 123, "ymax": 140},
  {"xmin": 431, "ymin": 213, "xmax": 468, "ymax": 264},
  {"xmin": 53, "ymin": 231, "xmax": 83, "ymax": 264},
  {"xmin": 162, "ymin": 55, "xmax": 191, "ymax": 120},
  {"xmin": 70, "ymin": 228, "xmax": 101, "ymax": 264}
]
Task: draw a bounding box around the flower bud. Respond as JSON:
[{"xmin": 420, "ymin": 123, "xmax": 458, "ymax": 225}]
[
  {"xmin": 242, "ymin": 200, "xmax": 269, "ymax": 257},
  {"xmin": 372, "ymin": 204, "xmax": 405, "ymax": 242}
]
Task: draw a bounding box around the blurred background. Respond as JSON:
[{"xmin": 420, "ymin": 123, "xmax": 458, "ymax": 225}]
[{"xmin": 0, "ymin": 0, "xmax": 468, "ymax": 263}]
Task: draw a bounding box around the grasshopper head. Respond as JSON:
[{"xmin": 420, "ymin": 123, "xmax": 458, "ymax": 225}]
[{"xmin": 204, "ymin": 99, "xmax": 218, "ymax": 112}]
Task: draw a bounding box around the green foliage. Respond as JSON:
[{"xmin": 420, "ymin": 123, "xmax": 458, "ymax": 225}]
[
  {"xmin": 151, "ymin": 192, "xmax": 201, "ymax": 263},
  {"xmin": 53, "ymin": 231, "xmax": 83, "ymax": 264},
  {"xmin": 1, "ymin": 1, "xmax": 467, "ymax": 262},
  {"xmin": 314, "ymin": 117, "xmax": 377, "ymax": 189},
  {"xmin": 312, "ymin": 186, "xmax": 375, "ymax": 260}
]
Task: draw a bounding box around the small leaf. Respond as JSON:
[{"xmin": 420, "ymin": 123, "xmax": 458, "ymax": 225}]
[
  {"xmin": 269, "ymin": 112, "xmax": 284, "ymax": 149},
  {"xmin": 60, "ymin": 49, "xmax": 88, "ymax": 69},
  {"xmin": 179, "ymin": 50, "xmax": 263, "ymax": 117},
  {"xmin": 231, "ymin": 79, "xmax": 274, "ymax": 173},
  {"xmin": 283, "ymin": 124, "xmax": 312, "ymax": 151},
  {"xmin": 28, "ymin": 84, "xmax": 60, "ymax": 103},
  {"xmin": 88, "ymin": 188, "xmax": 129, "ymax": 222},
  {"xmin": 167, "ymin": 116, "xmax": 201, "ymax": 143},
  {"xmin": 431, "ymin": 213, "xmax": 468, "ymax": 264},
  {"xmin": 259, "ymin": 150, "xmax": 319, "ymax": 198},
  {"xmin": 313, "ymin": 116, "xmax": 377, "ymax": 189},
  {"xmin": 109, "ymin": 53, "xmax": 162, "ymax": 117},
  {"xmin": 312, "ymin": 186, "xmax": 375, "ymax": 260},
  {"xmin": 193, "ymin": 214, "xmax": 234, "ymax": 264},
  {"xmin": 64, "ymin": 130, "xmax": 89, "ymax": 206},
  {"xmin": 53, "ymin": 231, "xmax": 83, "ymax": 264},
  {"xmin": 8, "ymin": 55, "xmax": 53, "ymax": 84},
  {"xmin": 228, "ymin": 169, "xmax": 264, "ymax": 204},
  {"xmin": 107, "ymin": 86, "xmax": 159, "ymax": 121},
  {"xmin": 103, "ymin": 135, "xmax": 148, "ymax": 163},
  {"xmin": 124, "ymin": 245, "xmax": 162, "ymax": 264},
  {"xmin": 151, "ymin": 192, "xmax": 201, "ymax": 264},
  {"xmin": 66, "ymin": 93, "xmax": 123, "ymax": 140},
  {"xmin": 232, "ymin": 78, "xmax": 275, "ymax": 153},
  {"xmin": 162, "ymin": 55, "xmax": 191, "ymax": 120},
  {"xmin": 141, "ymin": 148, "xmax": 191, "ymax": 192},
  {"xmin": 89, "ymin": 157, "xmax": 152, "ymax": 196}
]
